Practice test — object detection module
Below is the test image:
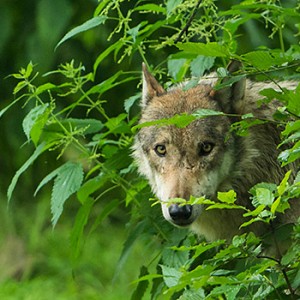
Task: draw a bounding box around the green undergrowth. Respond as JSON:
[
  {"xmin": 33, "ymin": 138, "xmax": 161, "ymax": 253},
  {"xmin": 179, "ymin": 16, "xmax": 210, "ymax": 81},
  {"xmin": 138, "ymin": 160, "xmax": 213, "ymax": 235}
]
[{"xmin": 0, "ymin": 198, "xmax": 150, "ymax": 300}]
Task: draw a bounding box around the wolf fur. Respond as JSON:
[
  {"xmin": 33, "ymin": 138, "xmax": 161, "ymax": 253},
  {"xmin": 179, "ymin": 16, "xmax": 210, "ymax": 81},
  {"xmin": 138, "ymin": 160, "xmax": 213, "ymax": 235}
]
[{"xmin": 132, "ymin": 61, "xmax": 300, "ymax": 244}]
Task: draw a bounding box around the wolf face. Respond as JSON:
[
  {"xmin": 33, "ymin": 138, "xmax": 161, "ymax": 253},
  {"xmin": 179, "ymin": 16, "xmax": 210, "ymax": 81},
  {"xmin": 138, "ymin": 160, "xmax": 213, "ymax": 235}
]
[{"xmin": 133, "ymin": 62, "xmax": 299, "ymax": 241}]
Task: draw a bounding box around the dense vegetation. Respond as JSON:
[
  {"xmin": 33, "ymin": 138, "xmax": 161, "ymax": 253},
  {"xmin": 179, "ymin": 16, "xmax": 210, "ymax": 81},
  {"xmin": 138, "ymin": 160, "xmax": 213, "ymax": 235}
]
[{"xmin": 1, "ymin": 0, "xmax": 300, "ymax": 299}]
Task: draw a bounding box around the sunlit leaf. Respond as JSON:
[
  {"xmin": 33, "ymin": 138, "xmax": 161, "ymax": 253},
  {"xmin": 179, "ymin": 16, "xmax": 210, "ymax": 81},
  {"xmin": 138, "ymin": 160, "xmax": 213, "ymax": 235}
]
[
  {"xmin": 56, "ymin": 16, "xmax": 107, "ymax": 49},
  {"xmin": 176, "ymin": 42, "xmax": 229, "ymax": 57},
  {"xmin": 51, "ymin": 162, "xmax": 84, "ymax": 226}
]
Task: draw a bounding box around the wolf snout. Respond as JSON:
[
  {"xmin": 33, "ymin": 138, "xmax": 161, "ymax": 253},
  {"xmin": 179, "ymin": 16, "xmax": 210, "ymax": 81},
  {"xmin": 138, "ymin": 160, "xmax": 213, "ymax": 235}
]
[{"xmin": 168, "ymin": 204, "xmax": 193, "ymax": 226}]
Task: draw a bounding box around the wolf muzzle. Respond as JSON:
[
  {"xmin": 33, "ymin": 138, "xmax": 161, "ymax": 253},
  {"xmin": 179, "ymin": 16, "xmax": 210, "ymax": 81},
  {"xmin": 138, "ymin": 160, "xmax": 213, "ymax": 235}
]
[{"xmin": 168, "ymin": 204, "xmax": 193, "ymax": 226}]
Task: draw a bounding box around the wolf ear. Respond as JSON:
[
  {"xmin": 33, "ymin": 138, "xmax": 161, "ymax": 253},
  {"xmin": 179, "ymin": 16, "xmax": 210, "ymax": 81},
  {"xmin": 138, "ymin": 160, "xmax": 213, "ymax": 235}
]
[
  {"xmin": 212, "ymin": 60, "xmax": 246, "ymax": 114},
  {"xmin": 142, "ymin": 63, "xmax": 166, "ymax": 107}
]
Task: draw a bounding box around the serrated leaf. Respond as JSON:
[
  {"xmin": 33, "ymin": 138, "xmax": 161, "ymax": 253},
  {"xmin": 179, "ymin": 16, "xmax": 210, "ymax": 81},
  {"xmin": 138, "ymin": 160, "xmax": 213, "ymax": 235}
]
[
  {"xmin": 22, "ymin": 105, "xmax": 46, "ymax": 140},
  {"xmin": 161, "ymin": 265, "xmax": 182, "ymax": 288},
  {"xmin": 22, "ymin": 104, "xmax": 49, "ymax": 144},
  {"xmin": 8, "ymin": 143, "xmax": 48, "ymax": 202},
  {"xmin": 242, "ymin": 50, "xmax": 289, "ymax": 70},
  {"xmin": 56, "ymin": 16, "xmax": 107, "ymax": 49},
  {"xmin": 51, "ymin": 162, "xmax": 84, "ymax": 226},
  {"xmin": 132, "ymin": 113, "xmax": 196, "ymax": 132},
  {"xmin": 176, "ymin": 42, "xmax": 229, "ymax": 57}
]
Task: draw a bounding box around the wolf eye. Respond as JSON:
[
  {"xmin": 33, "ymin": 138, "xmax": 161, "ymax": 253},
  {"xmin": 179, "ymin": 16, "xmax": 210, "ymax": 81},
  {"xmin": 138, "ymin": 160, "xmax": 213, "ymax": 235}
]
[
  {"xmin": 199, "ymin": 142, "xmax": 214, "ymax": 156},
  {"xmin": 154, "ymin": 144, "xmax": 166, "ymax": 157}
]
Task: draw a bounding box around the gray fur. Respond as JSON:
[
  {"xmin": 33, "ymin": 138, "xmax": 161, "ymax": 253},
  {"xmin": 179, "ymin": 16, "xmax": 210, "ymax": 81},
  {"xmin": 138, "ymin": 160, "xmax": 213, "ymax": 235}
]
[{"xmin": 132, "ymin": 62, "xmax": 300, "ymax": 248}]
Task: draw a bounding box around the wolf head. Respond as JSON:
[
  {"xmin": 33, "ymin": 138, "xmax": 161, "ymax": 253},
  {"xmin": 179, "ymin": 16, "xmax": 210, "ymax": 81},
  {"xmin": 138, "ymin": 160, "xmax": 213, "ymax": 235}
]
[{"xmin": 133, "ymin": 61, "xmax": 246, "ymax": 228}]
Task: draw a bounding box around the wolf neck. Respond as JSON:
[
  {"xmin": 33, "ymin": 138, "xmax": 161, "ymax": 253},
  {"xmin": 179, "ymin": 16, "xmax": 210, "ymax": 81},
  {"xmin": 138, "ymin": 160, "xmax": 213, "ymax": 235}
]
[{"xmin": 227, "ymin": 123, "xmax": 284, "ymax": 207}]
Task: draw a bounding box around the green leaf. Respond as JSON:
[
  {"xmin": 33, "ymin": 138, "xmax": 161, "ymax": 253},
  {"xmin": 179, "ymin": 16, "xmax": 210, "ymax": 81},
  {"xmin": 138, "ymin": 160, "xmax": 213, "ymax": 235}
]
[
  {"xmin": 176, "ymin": 42, "xmax": 229, "ymax": 57},
  {"xmin": 242, "ymin": 50, "xmax": 289, "ymax": 70},
  {"xmin": 13, "ymin": 81, "xmax": 28, "ymax": 94},
  {"xmin": 22, "ymin": 104, "xmax": 51, "ymax": 145},
  {"xmin": 124, "ymin": 93, "xmax": 140, "ymax": 114},
  {"xmin": 217, "ymin": 190, "xmax": 237, "ymax": 204},
  {"xmin": 168, "ymin": 58, "xmax": 189, "ymax": 81},
  {"xmin": 77, "ymin": 174, "xmax": 108, "ymax": 204},
  {"xmin": 0, "ymin": 96, "xmax": 24, "ymax": 118},
  {"xmin": 193, "ymin": 109, "xmax": 224, "ymax": 118},
  {"xmin": 89, "ymin": 199, "xmax": 119, "ymax": 234},
  {"xmin": 278, "ymin": 170, "xmax": 291, "ymax": 196},
  {"xmin": 7, "ymin": 143, "xmax": 48, "ymax": 202},
  {"xmin": 35, "ymin": 83, "xmax": 57, "ymax": 95},
  {"xmin": 279, "ymin": 140, "xmax": 300, "ymax": 166},
  {"xmin": 34, "ymin": 164, "xmax": 63, "ymax": 197},
  {"xmin": 161, "ymin": 265, "xmax": 182, "ymax": 288},
  {"xmin": 166, "ymin": 0, "xmax": 182, "ymax": 15},
  {"xmin": 132, "ymin": 113, "xmax": 196, "ymax": 132},
  {"xmin": 103, "ymin": 148, "xmax": 131, "ymax": 171},
  {"xmin": 93, "ymin": 40, "xmax": 124, "ymax": 74},
  {"xmin": 213, "ymin": 74, "xmax": 246, "ymax": 91},
  {"xmin": 282, "ymin": 120, "xmax": 300, "ymax": 136},
  {"xmin": 134, "ymin": 4, "xmax": 166, "ymax": 14},
  {"xmin": 252, "ymin": 187, "xmax": 274, "ymax": 206},
  {"xmin": 70, "ymin": 197, "xmax": 94, "ymax": 262},
  {"xmin": 127, "ymin": 22, "xmax": 147, "ymax": 42},
  {"xmin": 105, "ymin": 114, "xmax": 131, "ymax": 134},
  {"xmin": 131, "ymin": 266, "xmax": 150, "ymax": 300},
  {"xmin": 51, "ymin": 162, "xmax": 84, "ymax": 226},
  {"xmin": 56, "ymin": 16, "xmax": 107, "ymax": 49},
  {"xmin": 22, "ymin": 104, "xmax": 48, "ymax": 140},
  {"xmin": 190, "ymin": 55, "xmax": 215, "ymax": 77}
]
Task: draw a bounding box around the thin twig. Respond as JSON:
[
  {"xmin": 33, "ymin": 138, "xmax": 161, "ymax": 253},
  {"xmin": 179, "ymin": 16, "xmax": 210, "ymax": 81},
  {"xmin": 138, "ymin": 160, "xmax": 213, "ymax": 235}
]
[{"xmin": 174, "ymin": 0, "xmax": 202, "ymax": 44}]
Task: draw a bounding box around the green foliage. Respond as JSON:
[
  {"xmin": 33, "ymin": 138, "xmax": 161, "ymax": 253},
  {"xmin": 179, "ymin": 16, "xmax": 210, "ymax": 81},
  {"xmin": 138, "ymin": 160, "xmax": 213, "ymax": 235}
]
[{"xmin": 3, "ymin": 0, "xmax": 300, "ymax": 298}]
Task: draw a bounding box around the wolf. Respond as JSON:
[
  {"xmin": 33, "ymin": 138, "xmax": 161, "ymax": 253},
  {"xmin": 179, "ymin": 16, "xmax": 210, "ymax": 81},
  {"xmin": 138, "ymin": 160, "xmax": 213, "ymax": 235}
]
[{"xmin": 132, "ymin": 61, "xmax": 300, "ymax": 246}]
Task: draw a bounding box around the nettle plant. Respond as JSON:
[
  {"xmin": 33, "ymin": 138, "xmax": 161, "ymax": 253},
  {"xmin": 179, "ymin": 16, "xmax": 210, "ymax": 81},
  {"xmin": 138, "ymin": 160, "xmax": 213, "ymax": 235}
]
[{"xmin": 4, "ymin": 0, "xmax": 300, "ymax": 298}]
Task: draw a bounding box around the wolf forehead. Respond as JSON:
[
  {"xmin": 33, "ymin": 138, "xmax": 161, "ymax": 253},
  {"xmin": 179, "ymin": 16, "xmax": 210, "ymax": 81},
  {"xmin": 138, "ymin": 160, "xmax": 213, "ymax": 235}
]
[
  {"xmin": 140, "ymin": 83, "xmax": 220, "ymax": 122},
  {"xmin": 137, "ymin": 82, "xmax": 231, "ymax": 147}
]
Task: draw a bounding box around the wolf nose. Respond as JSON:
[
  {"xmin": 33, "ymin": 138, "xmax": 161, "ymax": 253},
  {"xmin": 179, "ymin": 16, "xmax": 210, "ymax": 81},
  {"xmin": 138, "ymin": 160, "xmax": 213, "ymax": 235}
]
[{"xmin": 168, "ymin": 204, "xmax": 193, "ymax": 225}]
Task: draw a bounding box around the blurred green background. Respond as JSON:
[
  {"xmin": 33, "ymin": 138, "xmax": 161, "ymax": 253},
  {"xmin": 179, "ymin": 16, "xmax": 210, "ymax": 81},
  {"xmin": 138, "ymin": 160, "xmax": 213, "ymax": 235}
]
[
  {"xmin": 0, "ymin": 0, "xmax": 299, "ymax": 299},
  {"xmin": 0, "ymin": 1, "xmax": 149, "ymax": 299}
]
